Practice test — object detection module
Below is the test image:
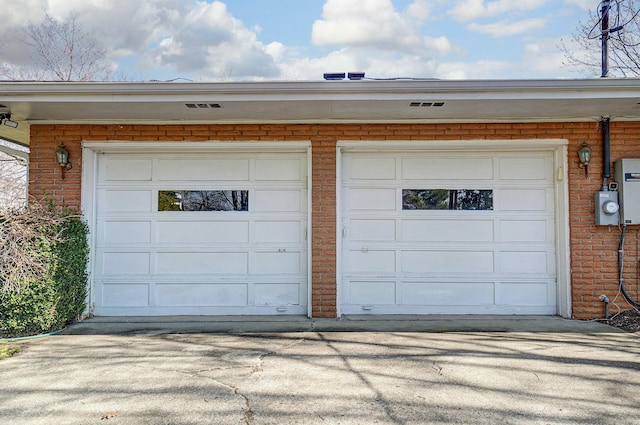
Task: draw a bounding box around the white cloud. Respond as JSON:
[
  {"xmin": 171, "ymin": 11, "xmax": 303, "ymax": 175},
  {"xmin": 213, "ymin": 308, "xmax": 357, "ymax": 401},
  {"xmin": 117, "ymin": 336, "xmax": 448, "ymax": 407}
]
[
  {"xmin": 448, "ymin": 0, "xmax": 549, "ymax": 22},
  {"xmin": 275, "ymin": 46, "xmax": 519, "ymax": 81},
  {"xmin": 141, "ymin": 1, "xmax": 279, "ymax": 79},
  {"xmin": 265, "ymin": 42, "xmax": 286, "ymax": 63},
  {"xmin": 469, "ymin": 18, "xmax": 546, "ymax": 37},
  {"xmin": 523, "ymin": 42, "xmax": 569, "ymax": 75},
  {"xmin": 0, "ymin": 0, "xmax": 280, "ymax": 80},
  {"xmin": 523, "ymin": 43, "xmax": 582, "ymax": 77},
  {"xmin": 275, "ymin": 46, "xmax": 444, "ymax": 81},
  {"xmin": 0, "ymin": 0, "xmax": 588, "ymax": 82},
  {"xmin": 564, "ymin": 0, "xmax": 594, "ymax": 10},
  {"xmin": 3, "ymin": 0, "xmax": 48, "ymax": 27},
  {"xmin": 312, "ymin": 0, "xmax": 457, "ymax": 55},
  {"xmin": 406, "ymin": 0, "xmax": 432, "ymax": 21},
  {"xmin": 436, "ymin": 59, "xmax": 512, "ymax": 79}
]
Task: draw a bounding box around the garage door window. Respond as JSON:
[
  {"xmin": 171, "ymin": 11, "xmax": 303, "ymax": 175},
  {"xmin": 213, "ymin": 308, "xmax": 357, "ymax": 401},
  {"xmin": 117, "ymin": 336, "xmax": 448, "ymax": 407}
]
[
  {"xmin": 158, "ymin": 190, "xmax": 249, "ymax": 211},
  {"xmin": 402, "ymin": 189, "xmax": 493, "ymax": 211}
]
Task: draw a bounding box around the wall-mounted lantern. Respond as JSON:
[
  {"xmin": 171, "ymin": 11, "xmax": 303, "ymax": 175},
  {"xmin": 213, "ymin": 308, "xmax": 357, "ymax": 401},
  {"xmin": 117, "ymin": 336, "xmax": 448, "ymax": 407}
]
[
  {"xmin": 55, "ymin": 143, "xmax": 72, "ymax": 179},
  {"xmin": 577, "ymin": 142, "xmax": 592, "ymax": 178}
]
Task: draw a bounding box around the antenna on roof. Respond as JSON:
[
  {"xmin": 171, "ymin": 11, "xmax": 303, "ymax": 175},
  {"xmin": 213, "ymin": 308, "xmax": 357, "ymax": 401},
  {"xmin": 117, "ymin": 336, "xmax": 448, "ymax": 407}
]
[
  {"xmin": 601, "ymin": 0, "xmax": 612, "ymax": 77},
  {"xmin": 591, "ymin": 0, "xmax": 629, "ymax": 77}
]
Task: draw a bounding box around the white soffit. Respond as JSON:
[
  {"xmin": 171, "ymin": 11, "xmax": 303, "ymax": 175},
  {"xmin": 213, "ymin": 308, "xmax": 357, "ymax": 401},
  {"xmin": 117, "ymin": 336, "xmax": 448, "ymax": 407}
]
[{"xmin": 0, "ymin": 78, "xmax": 639, "ymax": 146}]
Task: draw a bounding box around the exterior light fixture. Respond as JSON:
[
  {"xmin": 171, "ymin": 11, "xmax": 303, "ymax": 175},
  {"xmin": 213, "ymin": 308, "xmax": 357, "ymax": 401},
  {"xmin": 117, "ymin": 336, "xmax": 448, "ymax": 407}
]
[
  {"xmin": 577, "ymin": 142, "xmax": 592, "ymax": 178},
  {"xmin": 0, "ymin": 113, "xmax": 18, "ymax": 128},
  {"xmin": 55, "ymin": 142, "xmax": 72, "ymax": 179}
]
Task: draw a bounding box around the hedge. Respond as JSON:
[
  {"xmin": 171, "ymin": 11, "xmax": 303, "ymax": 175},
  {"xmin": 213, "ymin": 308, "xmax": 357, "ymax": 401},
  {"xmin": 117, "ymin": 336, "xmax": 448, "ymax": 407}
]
[{"xmin": 0, "ymin": 205, "xmax": 89, "ymax": 338}]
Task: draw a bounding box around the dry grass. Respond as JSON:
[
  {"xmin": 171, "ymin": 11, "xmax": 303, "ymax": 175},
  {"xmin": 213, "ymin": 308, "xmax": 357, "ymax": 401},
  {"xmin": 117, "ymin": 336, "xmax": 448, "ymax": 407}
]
[
  {"xmin": 0, "ymin": 341, "xmax": 21, "ymax": 359},
  {"xmin": 605, "ymin": 309, "xmax": 640, "ymax": 333}
]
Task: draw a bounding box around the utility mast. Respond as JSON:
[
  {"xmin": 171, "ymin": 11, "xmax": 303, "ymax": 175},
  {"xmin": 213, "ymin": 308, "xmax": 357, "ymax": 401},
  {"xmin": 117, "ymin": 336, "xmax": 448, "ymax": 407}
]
[{"xmin": 601, "ymin": 0, "xmax": 611, "ymax": 77}]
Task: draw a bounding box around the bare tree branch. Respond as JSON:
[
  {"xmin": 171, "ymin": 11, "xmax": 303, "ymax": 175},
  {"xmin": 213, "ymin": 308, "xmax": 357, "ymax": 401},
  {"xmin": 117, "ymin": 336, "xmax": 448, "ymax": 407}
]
[
  {"xmin": 0, "ymin": 149, "xmax": 27, "ymax": 208},
  {"xmin": 0, "ymin": 202, "xmax": 66, "ymax": 293},
  {"xmin": 560, "ymin": 0, "xmax": 640, "ymax": 77},
  {"xmin": 0, "ymin": 12, "xmax": 113, "ymax": 81}
]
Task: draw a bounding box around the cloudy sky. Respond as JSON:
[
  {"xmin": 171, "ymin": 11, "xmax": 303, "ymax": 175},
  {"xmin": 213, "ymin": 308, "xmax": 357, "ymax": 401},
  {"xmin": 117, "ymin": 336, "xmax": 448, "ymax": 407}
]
[{"xmin": 1, "ymin": 0, "xmax": 601, "ymax": 81}]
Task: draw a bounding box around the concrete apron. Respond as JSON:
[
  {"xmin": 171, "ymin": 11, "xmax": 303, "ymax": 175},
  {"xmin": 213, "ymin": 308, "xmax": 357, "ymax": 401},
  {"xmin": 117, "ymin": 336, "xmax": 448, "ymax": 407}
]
[
  {"xmin": 60, "ymin": 314, "xmax": 621, "ymax": 335},
  {"xmin": 1, "ymin": 317, "xmax": 638, "ymax": 425}
]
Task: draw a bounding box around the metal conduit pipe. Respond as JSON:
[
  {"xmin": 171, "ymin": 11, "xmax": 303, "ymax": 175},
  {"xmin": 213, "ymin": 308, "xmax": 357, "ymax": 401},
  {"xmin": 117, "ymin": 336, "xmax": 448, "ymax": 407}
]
[
  {"xmin": 618, "ymin": 225, "xmax": 640, "ymax": 309},
  {"xmin": 601, "ymin": 117, "xmax": 611, "ymax": 190},
  {"xmin": 599, "ymin": 294, "xmax": 610, "ymax": 319}
]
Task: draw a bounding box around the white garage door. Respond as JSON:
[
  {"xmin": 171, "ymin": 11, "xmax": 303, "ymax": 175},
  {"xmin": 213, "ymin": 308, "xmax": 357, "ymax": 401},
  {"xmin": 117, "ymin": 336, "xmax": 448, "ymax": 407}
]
[
  {"xmin": 341, "ymin": 150, "xmax": 557, "ymax": 315},
  {"xmin": 93, "ymin": 150, "xmax": 308, "ymax": 315}
]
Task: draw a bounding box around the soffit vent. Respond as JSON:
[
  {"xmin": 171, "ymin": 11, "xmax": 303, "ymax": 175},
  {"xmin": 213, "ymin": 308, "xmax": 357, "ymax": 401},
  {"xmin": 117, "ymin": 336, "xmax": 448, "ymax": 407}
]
[
  {"xmin": 409, "ymin": 102, "xmax": 445, "ymax": 107},
  {"xmin": 185, "ymin": 103, "xmax": 222, "ymax": 109}
]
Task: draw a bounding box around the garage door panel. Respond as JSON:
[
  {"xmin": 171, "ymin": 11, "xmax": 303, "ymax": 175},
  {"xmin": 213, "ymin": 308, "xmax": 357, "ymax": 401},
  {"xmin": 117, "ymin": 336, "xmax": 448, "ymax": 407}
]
[
  {"xmin": 402, "ymin": 220, "xmax": 493, "ymax": 242},
  {"xmin": 402, "ymin": 158, "xmax": 493, "ymax": 180},
  {"xmin": 255, "ymin": 159, "xmax": 302, "ymax": 181},
  {"xmin": 349, "ymin": 281, "xmax": 397, "ymax": 305},
  {"xmin": 341, "ymin": 149, "xmax": 557, "ymax": 315},
  {"xmin": 499, "ymin": 158, "xmax": 549, "ymax": 180},
  {"xmin": 254, "ymin": 283, "xmax": 300, "ymax": 305},
  {"xmin": 102, "ymin": 284, "xmax": 149, "ymax": 307},
  {"xmin": 94, "ymin": 151, "xmax": 308, "ymax": 315},
  {"xmin": 102, "ymin": 159, "xmax": 153, "ymax": 181},
  {"xmin": 102, "ymin": 190, "xmax": 152, "ymax": 212},
  {"xmin": 350, "ymin": 219, "xmax": 396, "ymax": 241},
  {"xmin": 402, "ymin": 251, "xmax": 494, "ymax": 273},
  {"xmin": 496, "ymin": 282, "xmax": 551, "ymax": 306},
  {"xmin": 349, "ymin": 188, "xmax": 396, "ymax": 210},
  {"xmin": 499, "ymin": 220, "xmax": 548, "ymax": 242},
  {"xmin": 157, "ymin": 159, "xmax": 250, "ymax": 181},
  {"xmin": 499, "ymin": 251, "xmax": 549, "ymax": 274},
  {"xmin": 102, "ymin": 252, "xmax": 150, "ymax": 275},
  {"xmin": 499, "ymin": 189, "xmax": 548, "ymax": 211},
  {"xmin": 156, "ymin": 252, "xmax": 248, "ymax": 274},
  {"xmin": 254, "ymin": 252, "xmax": 301, "ymax": 274},
  {"xmin": 349, "ymin": 158, "xmax": 396, "ymax": 180},
  {"xmin": 254, "ymin": 190, "xmax": 302, "ymax": 212},
  {"xmin": 401, "ymin": 282, "xmax": 495, "ymax": 305},
  {"xmin": 102, "ymin": 221, "xmax": 152, "ymax": 244},
  {"xmin": 254, "ymin": 221, "xmax": 301, "ymax": 243},
  {"xmin": 156, "ymin": 221, "xmax": 249, "ymax": 244},
  {"xmin": 156, "ymin": 283, "xmax": 248, "ymax": 307},
  {"xmin": 349, "ymin": 250, "xmax": 396, "ymax": 273}
]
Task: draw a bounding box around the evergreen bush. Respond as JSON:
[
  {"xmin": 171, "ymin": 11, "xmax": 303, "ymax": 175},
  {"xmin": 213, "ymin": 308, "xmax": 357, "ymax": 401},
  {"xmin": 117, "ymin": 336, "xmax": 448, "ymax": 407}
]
[{"xmin": 0, "ymin": 203, "xmax": 89, "ymax": 338}]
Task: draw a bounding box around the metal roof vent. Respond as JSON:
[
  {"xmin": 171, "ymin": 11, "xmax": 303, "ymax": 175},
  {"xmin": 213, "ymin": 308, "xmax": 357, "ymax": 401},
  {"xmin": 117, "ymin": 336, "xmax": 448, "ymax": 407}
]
[
  {"xmin": 323, "ymin": 73, "xmax": 346, "ymax": 80},
  {"xmin": 409, "ymin": 102, "xmax": 445, "ymax": 107},
  {"xmin": 185, "ymin": 103, "xmax": 222, "ymax": 109}
]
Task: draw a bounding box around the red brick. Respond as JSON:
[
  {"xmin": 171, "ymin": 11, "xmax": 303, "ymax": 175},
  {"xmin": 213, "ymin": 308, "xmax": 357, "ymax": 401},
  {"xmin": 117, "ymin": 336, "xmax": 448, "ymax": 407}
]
[{"xmin": 27, "ymin": 122, "xmax": 640, "ymax": 319}]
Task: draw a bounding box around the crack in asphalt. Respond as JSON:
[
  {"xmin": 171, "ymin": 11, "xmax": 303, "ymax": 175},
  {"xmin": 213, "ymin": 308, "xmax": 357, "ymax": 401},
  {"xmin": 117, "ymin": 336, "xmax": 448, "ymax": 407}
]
[{"xmin": 173, "ymin": 338, "xmax": 307, "ymax": 424}]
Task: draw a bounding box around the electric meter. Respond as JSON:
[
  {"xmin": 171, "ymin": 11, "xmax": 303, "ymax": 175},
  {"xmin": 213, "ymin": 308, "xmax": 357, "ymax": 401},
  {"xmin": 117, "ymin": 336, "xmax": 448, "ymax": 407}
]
[
  {"xmin": 602, "ymin": 200, "xmax": 619, "ymax": 215},
  {"xmin": 595, "ymin": 191, "xmax": 619, "ymax": 226}
]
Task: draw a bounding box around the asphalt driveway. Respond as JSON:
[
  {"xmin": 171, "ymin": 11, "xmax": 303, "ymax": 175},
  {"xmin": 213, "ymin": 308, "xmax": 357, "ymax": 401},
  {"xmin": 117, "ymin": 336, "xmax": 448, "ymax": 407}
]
[{"xmin": 1, "ymin": 317, "xmax": 639, "ymax": 424}]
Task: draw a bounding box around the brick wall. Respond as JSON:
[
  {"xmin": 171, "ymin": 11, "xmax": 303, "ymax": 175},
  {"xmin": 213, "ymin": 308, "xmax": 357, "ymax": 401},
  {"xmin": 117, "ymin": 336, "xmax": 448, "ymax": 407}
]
[{"xmin": 29, "ymin": 122, "xmax": 640, "ymax": 319}]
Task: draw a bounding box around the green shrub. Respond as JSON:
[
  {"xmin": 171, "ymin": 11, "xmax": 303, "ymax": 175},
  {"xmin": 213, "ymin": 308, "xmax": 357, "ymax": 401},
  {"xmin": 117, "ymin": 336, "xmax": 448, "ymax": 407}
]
[
  {"xmin": 0, "ymin": 204, "xmax": 89, "ymax": 338},
  {"xmin": 53, "ymin": 214, "xmax": 89, "ymax": 322}
]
